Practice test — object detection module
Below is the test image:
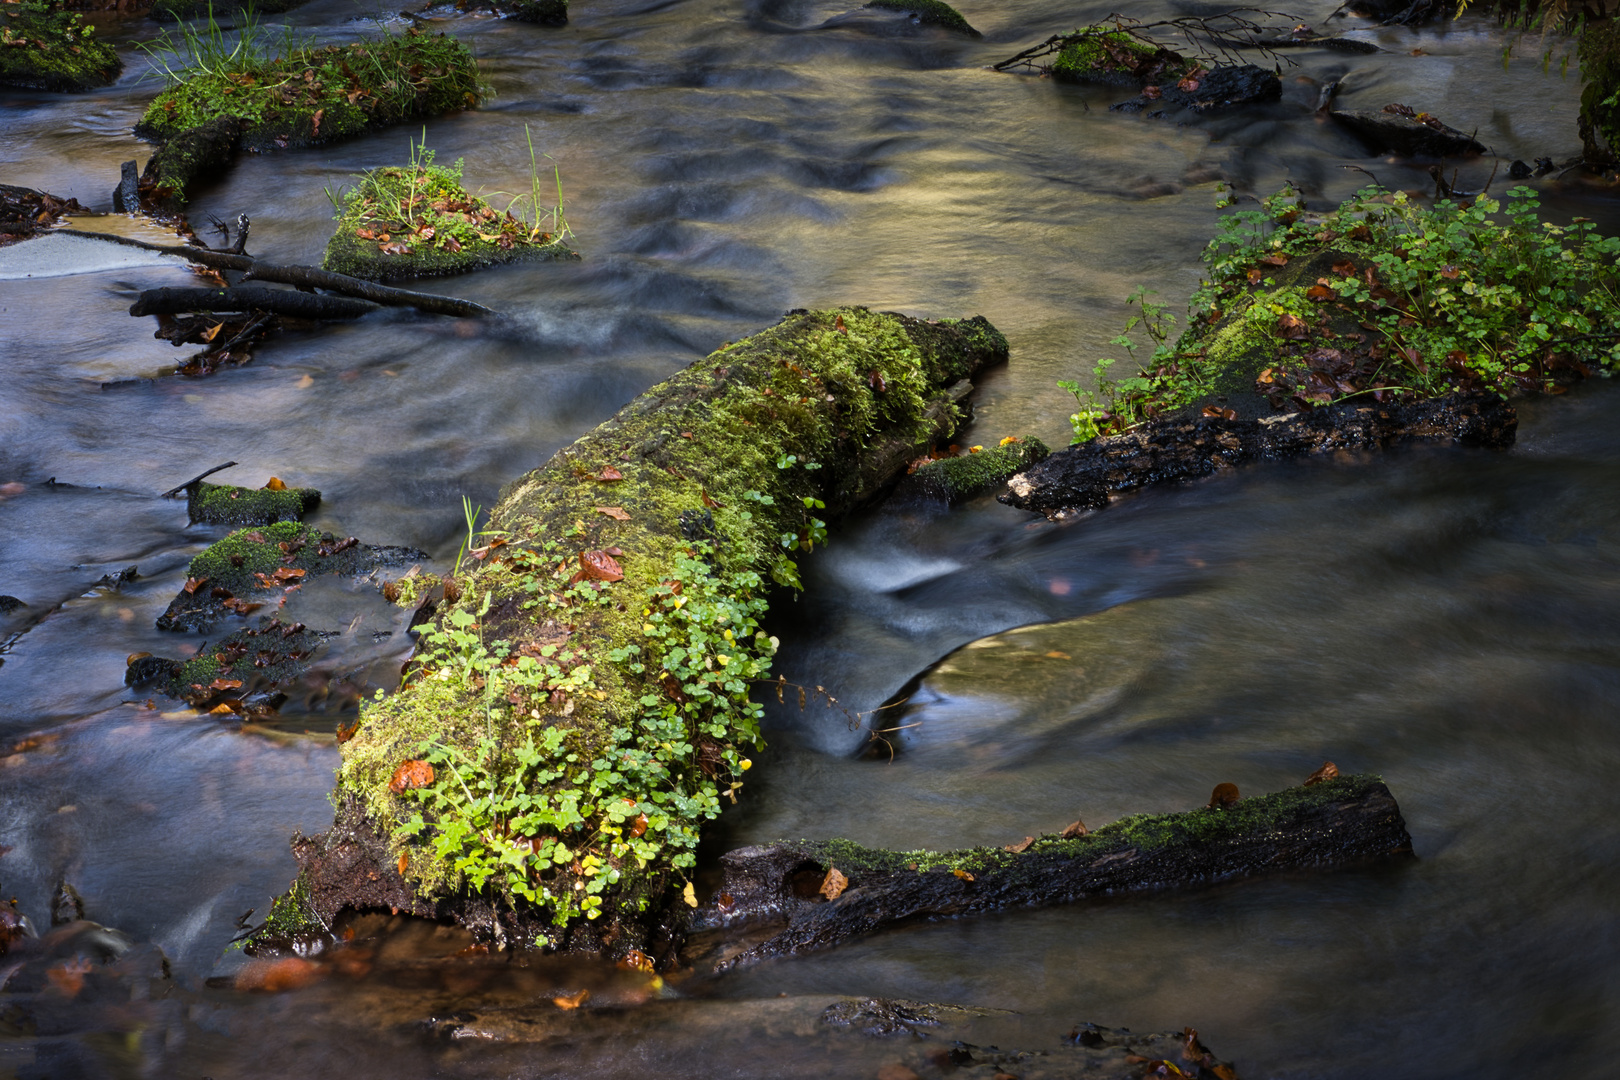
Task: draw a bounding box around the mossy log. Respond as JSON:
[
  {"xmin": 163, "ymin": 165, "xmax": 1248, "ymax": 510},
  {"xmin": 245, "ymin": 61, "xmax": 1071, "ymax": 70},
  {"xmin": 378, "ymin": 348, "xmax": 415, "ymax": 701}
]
[
  {"xmin": 138, "ymin": 115, "xmax": 243, "ymax": 213},
  {"xmin": 272, "ymin": 307, "xmax": 1007, "ymax": 963},
  {"xmin": 186, "ymin": 480, "xmax": 320, "ymax": 527},
  {"xmin": 700, "ymin": 774, "xmax": 1411, "ymax": 966},
  {"xmin": 1001, "ymin": 389, "xmax": 1515, "ymax": 518},
  {"xmin": 0, "ymin": 1, "xmax": 121, "ymax": 92},
  {"xmin": 899, "ymin": 435, "xmax": 1049, "ymax": 503}
]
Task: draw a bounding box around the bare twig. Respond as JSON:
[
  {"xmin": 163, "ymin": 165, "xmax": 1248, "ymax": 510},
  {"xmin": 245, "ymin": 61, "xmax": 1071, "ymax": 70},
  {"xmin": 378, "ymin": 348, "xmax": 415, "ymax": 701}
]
[
  {"xmin": 1340, "ymin": 164, "xmax": 1384, "ymax": 187},
  {"xmin": 161, "ymin": 461, "xmax": 238, "ymax": 498}
]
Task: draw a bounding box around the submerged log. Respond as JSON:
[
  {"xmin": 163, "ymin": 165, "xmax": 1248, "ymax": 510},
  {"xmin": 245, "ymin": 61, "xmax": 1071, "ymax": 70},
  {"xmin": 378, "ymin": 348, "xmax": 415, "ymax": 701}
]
[
  {"xmin": 130, "ymin": 286, "xmax": 380, "ymax": 321},
  {"xmin": 1330, "ymin": 105, "xmax": 1487, "ymax": 158},
  {"xmin": 700, "ymin": 774, "xmax": 1411, "ymax": 966},
  {"xmin": 265, "ymin": 307, "xmax": 1008, "ymax": 963},
  {"xmin": 1000, "ymin": 389, "xmax": 1515, "ymax": 518}
]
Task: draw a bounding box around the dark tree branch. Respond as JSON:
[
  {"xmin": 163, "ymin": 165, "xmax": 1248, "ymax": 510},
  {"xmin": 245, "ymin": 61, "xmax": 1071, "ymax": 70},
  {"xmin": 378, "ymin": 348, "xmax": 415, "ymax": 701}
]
[{"xmin": 130, "ymin": 287, "xmax": 380, "ymax": 321}]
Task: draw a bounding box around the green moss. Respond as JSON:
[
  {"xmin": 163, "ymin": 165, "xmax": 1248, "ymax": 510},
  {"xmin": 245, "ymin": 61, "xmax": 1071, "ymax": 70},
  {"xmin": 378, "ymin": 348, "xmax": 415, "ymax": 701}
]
[
  {"xmin": 799, "ymin": 774, "xmax": 1382, "ymax": 878},
  {"xmin": 911, "ymin": 436, "xmax": 1049, "ymax": 502},
  {"xmin": 134, "ymin": 29, "xmax": 482, "ymax": 154},
  {"xmin": 0, "ymin": 0, "xmax": 121, "ymax": 92},
  {"xmin": 864, "ymin": 0, "xmax": 979, "ymax": 37},
  {"xmin": 1049, "ymin": 27, "xmax": 1181, "ymax": 86},
  {"xmin": 322, "ymin": 147, "xmax": 576, "ymax": 282},
  {"xmin": 188, "ymin": 481, "xmax": 320, "ymax": 526},
  {"xmin": 163, "ymin": 618, "xmax": 325, "ymax": 705},
  {"xmin": 252, "ymin": 875, "xmax": 325, "ymax": 948},
  {"xmin": 334, "ymin": 307, "xmax": 1003, "ymax": 942},
  {"xmin": 507, "ymin": 0, "xmax": 568, "ymax": 26}
]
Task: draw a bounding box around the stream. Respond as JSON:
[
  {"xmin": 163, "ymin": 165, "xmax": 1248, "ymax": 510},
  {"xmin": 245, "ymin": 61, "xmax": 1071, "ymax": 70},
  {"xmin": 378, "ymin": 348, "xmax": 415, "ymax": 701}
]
[{"xmin": 3, "ymin": 0, "xmax": 1620, "ymax": 1076}]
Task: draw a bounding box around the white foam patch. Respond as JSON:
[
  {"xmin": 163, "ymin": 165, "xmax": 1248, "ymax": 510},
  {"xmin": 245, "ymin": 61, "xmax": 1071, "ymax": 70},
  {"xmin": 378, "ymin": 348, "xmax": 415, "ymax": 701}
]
[{"xmin": 0, "ymin": 232, "xmax": 180, "ymax": 280}]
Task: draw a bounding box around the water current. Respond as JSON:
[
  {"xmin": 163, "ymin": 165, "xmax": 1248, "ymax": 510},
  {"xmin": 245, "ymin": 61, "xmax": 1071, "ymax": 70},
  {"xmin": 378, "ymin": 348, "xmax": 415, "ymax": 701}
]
[{"xmin": 3, "ymin": 0, "xmax": 1619, "ymax": 1076}]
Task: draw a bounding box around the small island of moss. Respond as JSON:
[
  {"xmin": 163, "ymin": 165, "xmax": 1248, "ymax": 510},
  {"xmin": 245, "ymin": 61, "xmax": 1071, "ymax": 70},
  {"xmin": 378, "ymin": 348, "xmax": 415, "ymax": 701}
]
[
  {"xmin": 865, "ymin": 0, "xmax": 979, "ymax": 38},
  {"xmin": 0, "ymin": 0, "xmax": 121, "ymax": 92}
]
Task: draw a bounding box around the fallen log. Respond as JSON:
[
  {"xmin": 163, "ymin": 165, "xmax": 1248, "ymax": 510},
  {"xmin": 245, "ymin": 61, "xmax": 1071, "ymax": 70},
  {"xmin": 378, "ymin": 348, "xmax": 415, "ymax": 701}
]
[
  {"xmin": 59, "ymin": 229, "xmax": 494, "ymax": 317},
  {"xmin": 259, "ymin": 307, "xmax": 1007, "ymax": 963},
  {"xmin": 700, "ymin": 773, "xmax": 1411, "ymax": 967},
  {"xmin": 130, "ymin": 286, "xmax": 379, "ymax": 321},
  {"xmin": 1000, "ymin": 389, "xmax": 1516, "ymax": 518},
  {"xmin": 1330, "ymin": 105, "xmax": 1487, "ymax": 158}
]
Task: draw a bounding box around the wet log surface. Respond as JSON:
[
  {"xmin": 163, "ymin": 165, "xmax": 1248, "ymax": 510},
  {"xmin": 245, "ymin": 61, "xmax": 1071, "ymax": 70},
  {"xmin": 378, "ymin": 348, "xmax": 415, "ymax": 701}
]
[
  {"xmin": 999, "ymin": 389, "xmax": 1515, "ymax": 518},
  {"xmin": 699, "ymin": 774, "xmax": 1411, "ymax": 967},
  {"xmin": 130, "ymin": 286, "xmax": 380, "ymax": 321},
  {"xmin": 1330, "ymin": 105, "xmax": 1486, "ymax": 157}
]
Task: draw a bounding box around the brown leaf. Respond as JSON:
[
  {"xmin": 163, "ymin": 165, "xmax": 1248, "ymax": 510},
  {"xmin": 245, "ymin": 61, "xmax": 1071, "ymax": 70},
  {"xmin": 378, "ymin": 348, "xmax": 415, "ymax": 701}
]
[
  {"xmin": 1201, "ymin": 405, "xmax": 1237, "ymax": 420},
  {"xmin": 336, "ymin": 720, "xmax": 360, "ymax": 744},
  {"xmin": 183, "ymin": 576, "xmax": 209, "ymax": 594},
  {"xmin": 834, "ymin": 314, "xmax": 848, "ymax": 334},
  {"xmin": 552, "ymin": 988, "xmax": 590, "ymax": 1010},
  {"xmin": 1303, "ymin": 761, "xmax": 1339, "ymax": 786},
  {"xmin": 1211, "ymin": 1065, "xmax": 1238, "ymax": 1080},
  {"xmin": 1439, "ymin": 264, "xmax": 1460, "ymax": 280},
  {"xmin": 1142, "ymin": 84, "xmax": 1162, "ymax": 100},
  {"xmin": 223, "ymin": 599, "xmax": 263, "ymax": 615},
  {"xmin": 207, "ymin": 678, "xmax": 243, "ymax": 691},
  {"xmin": 1061, "ymin": 820, "xmax": 1089, "ymax": 839},
  {"xmin": 595, "ymin": 465, "xmax": 624, "ymax": 482},
  {"xmin": 1277, "ymin": 313, "xmax": 1309, "ymax": 340},
  {"xmin": 263, "ymin": 476, "xmax": 287, "ymax": 491},
  {"xmin": 444, "ymin": 236, "xmax": 462, "ymax": 253},
  {"xmin": 617, "ymin": 949, "xmax": 654, "ymax": 973},
  {"xmin": 629, "ymin": 812, "xmax": 648, "ymax": 838},
  {"xmin": 1246, "ymin": 267, "xmax": 1262, "ymax": 285},
  {"xmin": 272, "ymin": 567, "xmax": 306, "ymax": 582},
  {"xmin": 1259, "ymin": 253, "xmax": 1289, "ymax": 267},
  {"xmin": 1306, "ymin": 284, "xmax": 1336, "ymax": 300},
  {"xmin": 594, "ymin": 506, "xmax": 631, "ymax": 521},
  {"xmin": 952, "ymin": 868, "xmax": 975, "ymax": 882},
  {"xmin": 868, "ymin": 369, "xmax": 888, "ymax": 393},
  {"xmin": 388, "ymin": 759, "xmax": 435, "ymax": 794},
  {"xmin": 1004, "ymin": 836, "xmax": 1035, "ymax": 853},
  {"xmin": 578, "ymin": 550, "xmax": 625, "ymax": 582},
  {"xmin": 1208, "ymin": 782, "xmax": 1241, "ymax": 809},
  {"xmin": 397, "ymin": 851, "xmax": 408, "ymax": 876},
  {"xmin": 819, "ymin": 866, "xmax": 849, "ymax": 900},
  {"xmin": 1332, "ymin": 260, "xmax": 1356, "ymax": 277}
]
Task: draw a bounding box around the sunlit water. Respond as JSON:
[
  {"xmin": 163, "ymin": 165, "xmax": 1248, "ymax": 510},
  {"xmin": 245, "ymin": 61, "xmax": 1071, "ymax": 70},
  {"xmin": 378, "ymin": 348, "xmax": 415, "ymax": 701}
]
[{"xmin": 3, "ymin": 0, "xmax": 1619, "ymax": 1075}]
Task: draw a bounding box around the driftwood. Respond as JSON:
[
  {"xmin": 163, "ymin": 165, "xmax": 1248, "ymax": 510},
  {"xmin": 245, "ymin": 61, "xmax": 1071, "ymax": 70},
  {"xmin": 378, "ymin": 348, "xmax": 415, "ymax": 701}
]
[
  {"xmin": 130, "ymin": 286, "xmax": 380, "ymax": 321},
  {"xmin": 699, "ymin": 774, "xmax": 1411, "ymax": 966},
  {"xmin": 57, "ymin": 229, "xmax": 494, "ymax": 318},
  {"xmin": 1000, "ymin": 389, "xmax": 1515, "ymax": 518}
]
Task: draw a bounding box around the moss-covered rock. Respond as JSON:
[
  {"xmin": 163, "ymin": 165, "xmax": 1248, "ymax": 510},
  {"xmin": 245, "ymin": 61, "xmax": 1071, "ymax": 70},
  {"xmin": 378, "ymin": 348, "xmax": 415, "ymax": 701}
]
[
  {"xmin": 133, "ymin": 28, "xmax": 482, "ymax": 154},
  {"xmin": 187, "ymin": 480, "xmax": 320, "ymax": 527},
  {"xmin": 0, "ymin": 0, "xmax": 121, "ymax": 92},
  {"xmin": 128, "ymin": 616, "xmax": 328, "ymax": 713},
  {"xmin": 156, "ymin": 521, "xmax": 426, "ymax": 633},
  {"xmin": 322, "ymin": 148, "xmax": 576, "ymax": 282},
  {"xmin": 138, "ymin": 115, "xmax": 243, "ymax": 212},
  {"xmin": 905, "ymin": 436, "xmax": 1049, "ymax": 502},
  {"xmin": 278, "ymin": 307, "xmax": 1006, "ymax": 962},
  {"xmin": 1048, "ymin": 27, "xmax": 1186, "ymax": 87},
  {"xmin": 864, "ymin": 0, "xmax": 979, "ymax": 37}
]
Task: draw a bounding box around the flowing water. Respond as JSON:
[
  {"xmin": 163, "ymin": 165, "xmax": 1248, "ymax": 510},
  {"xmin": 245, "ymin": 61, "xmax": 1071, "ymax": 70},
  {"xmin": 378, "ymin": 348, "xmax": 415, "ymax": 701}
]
[{"xmin": 3, "ymin": 0, "xmax": 1620, "ymax": 1075}]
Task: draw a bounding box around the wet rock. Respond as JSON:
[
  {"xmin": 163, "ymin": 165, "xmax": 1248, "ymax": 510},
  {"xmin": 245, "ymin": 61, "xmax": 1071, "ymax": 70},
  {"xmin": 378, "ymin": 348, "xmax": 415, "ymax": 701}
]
[
  {"xmin": 186, "ymin": 481, "xmax": 321, "ymax": 527},
  {"xmin": 155, "ymin": 522, "xmax": 426, "ymax": 633},
  {"xmin": 139, "ymin": 115, "xmax": 245, "ymax": 213},
  {"xmin": 505, "ymin": 0, "xmax": 569, "ymax": 26},
  {"xmin": 1045, "ymin": 28, "xmax": 1186, "ymax": 89},
  {"xmin": 1000, "ymin": 389, "xmax": 1516, "ymax": 519},
  {"xmin": 0, "ymin": 596, "xmax": 26, "ymax": 614},
  {"xmin": 701, "ymin": 774, "xmax": 1412, "ymax": 966},
  {"xmin": 864, "ymin": 0, "xmax": 979, "ymax": 37},
  {"xmin": 111, "ymin": 160, "xmax": 140, "ymax": 214},
  {"xmin": 1111, "ymin": 63, "xmax": 1282, "ymax": 115},
  {"xmin": 0, "ymin": 1, "xmax": 122, "ymax": 92},
  {"xmin": 142, "ymin": 617, "xmax": 331, "ymax": 714},
  {"xmin": 1331, "ymin": 104, "xmax": 1487, "ymax": 158},
  {"xmin": 821, "ymin": 997, "xmax": 1003, "ymax": 1037},
  {"xmin": 898, "ymin": 436, "xmax": 1049, "ymax": 503},
  {"xmin": 123, "ymin": 654, "xmax": 180, "ymax": 688},
  {"xmin": 92, "ymin": 565, "xmax": 138, "ymax": 590},
  {"xmin": 49, "ymin": 882, "xmax": 84, "ymax": 927}
]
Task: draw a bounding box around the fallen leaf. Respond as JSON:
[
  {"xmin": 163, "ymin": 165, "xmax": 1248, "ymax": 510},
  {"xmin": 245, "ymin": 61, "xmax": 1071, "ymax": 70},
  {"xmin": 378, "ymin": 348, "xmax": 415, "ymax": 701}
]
[
  {"xmin": 952, "ymin": 868, "xmax": 975, "ymax": 882},
  {"xmin": 1303, "ymin": 760, "xmax": 1339, "ymax": 786},
  {"xmin": 1332, "ymin": 260, "xmax": 1356, "ymax": 276},
  {"xmin": 388, "ymin": 759, "xmax": 435, "ymax": 794},
  {"xmin": 595, "ymin": 466, "xmax": 623, "ymax": 482},
  {"xmin": 264, "ymin": 476, "xmax": 287, "ymax": 491},
  {"xmin": 1201, "ymin": 405, "xmax": 1238, "ymax": 420},
  {"xmin": 45, "ymin": 957, "xmax": 93, "ymax": 997},
  {"xmin": 1005, "ymin": 836, "xmax": 1035, "ymax": 853},
  {"xmin": 1247, "ymin": 267, "xmax": 1263, "ymax": 285},
  {"xmin": 272, "ymin": 567, "xmax": 306, "ymax": 582},
  {"xmin": 336, "ymin": 720, "xmax": 359, "ymax": 744},
  {"xmin": 594, "ymin": 506, "xmax": 631, "ymax": 521},
  {"xmin": 207, "ymin": 678, "xmax": 243, "ymax": 691},
  {"xmin": 877, "ymin": 1066, "xmax": 922, "ymax": 1080},
  {"xmin": 1208, "ymin": 782, "xmax": 1241, "ymax": 809},
  {"xmin": 1259, "ymin": 253, "xmax": 1289, "ymax": 266},
  {"xmin": 682, "ymin": 881, "xmax": 698, "ymax": 907},
  {"xmin": 819, "ymin": 866, "xmax": 849, "ymax": 900},
  {"xmin": 834, "ymin": 314, "xmax": 848, "ymax": 334},
  {"xmin": 999, "ymin": 435, "xmax": 1022, "ymax": 446},
  {"xmin": 1439, "ymin": 264, "xmax": 1460, "ymax": 280},
  {"xmin": 578, "ymin": 550, "xmax": 624, "ymax": 582},
  {"xmin": 618, "ymin": 949, "xmax": 654, "ymax": 973},
  {"xmin": 183, "ymin": 576, "xmax": 209, "ymax": 594},
  {"xmin": 1306, "ymin": 284, "xmax": 1336, "ymax": 300},
  {"xmin": 1277, "ymin": 313, "xmax": 1309, "ymax": 339},
  {"xmin": 1061, "ymin": 819, "xmax": 1089, "ymax": 839},
  {"xmin": 1142, "ymin": 84, "xmax": 1162, "ymax": 100},
  {"xmin": 700, "ymin": 489, "xmax": 726, "ymax": 509},
  {"xmin": 296, "ymin": 374, "xmax": 314, "ymax": 389},
  {"xmin": 236, "ymin": 956, "xmax": 322, "ymax": 993},
  {"xmin": 398, "ymin": 851, "xmax": 408, "ymax": 876}
]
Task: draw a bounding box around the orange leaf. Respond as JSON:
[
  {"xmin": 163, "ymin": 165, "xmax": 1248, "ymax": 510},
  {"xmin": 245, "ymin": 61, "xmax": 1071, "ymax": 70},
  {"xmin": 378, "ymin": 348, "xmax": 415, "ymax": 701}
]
[
  {"xmin": 1303, "ymin": 761, "xmax": 1339, "ymax": 786},
  {"xmin": 699, "ymin": 489, "xmax": 726, "ymax": 509},
  {"xmin": 1061, "ymin": 819, "xmax": 1088, "ymax": 839},
  {"xmin": 398, "ymin": 851, "xmax": 408, "ymax": 876},
  {"xmin": 629, "ymin": 812, "xmax": 648, "ymax": 838},
  {"xmin": 1208, "ymin": 782, "xmax": 1241, "ymax": 809},
  {"xmin": 819, "ymin": 866, "xmax": 849, "ymax": 900},
  {"xmin": 595, "ymin": 465, "xmax": 623, "ymax": 482},
  {"xmin": 1259, "ymin": 253, "xmax": 1289, "ymax": 266},
  {"xmin": 617, "ymin": 949, "xmax": 654, "ymax": 973},
  {"xmin": 207, "ymin": 678, "xmax": 243, "ymax": 691},
  {"xmin": 552, "ymin": 988, "xmax": 590, "ymax": 1010},
  {"xmin": 183, "ymin": 576, "xmax": 209, "ymax": 594},
  {"xmin": 336, "ymin": 720, "xmax": 359, "ymax": 744},
  {"xmin": 1246, "ymin": 267, "xmax": 1262, "ymax": 285},
  {"xmin": 1439, "ymin": 264, "xmax": 1460, "ymax": 280},
  {"xmin": 1004, "ymin": 836, "xmax": 1035, "ymax": 853},
  {"xmin": 1306, "ymin": 284, "xmax": 1336, "ymax": 300},
  {"xmin": 952, "ymin": 868, "xmax": 975, "ymax": 882},
  {"xmin": 594, "ymin": 506, "xmax": 631, "ymax": 521},
  {"xmin": 578, "ymin": 550, "xmax": 624, "ymax": 582},
  {"xmin": 272, "ymin": 567, "xmax": 306, "ymax": 582},
  {"xmin": 389, "ymin": 759, "xmax": 435, "ymax": 794},
  {"xmin": 263, "ymin": 477, "xmax": 287, "ymax": 491}
]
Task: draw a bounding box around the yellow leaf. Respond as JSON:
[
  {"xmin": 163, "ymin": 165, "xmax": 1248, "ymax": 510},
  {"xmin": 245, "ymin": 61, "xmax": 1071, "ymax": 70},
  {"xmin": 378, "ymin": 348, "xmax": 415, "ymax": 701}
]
[
  {"xmin": 594, "ymin": 506, "xmax": 631, "ymax": 521},
  {"xmin": 263, "ymin": 477, "xmax": 287, "ymax": 491},
  {"xmin": 682, "ymin": 882, "xmax": 697, "ymax": 907}
]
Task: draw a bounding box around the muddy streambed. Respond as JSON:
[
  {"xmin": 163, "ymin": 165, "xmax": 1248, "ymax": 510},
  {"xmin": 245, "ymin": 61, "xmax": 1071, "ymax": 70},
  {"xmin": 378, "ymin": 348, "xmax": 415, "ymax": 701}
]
[{"xmin": 3, "ymin": 0, "xmax": 1620, "ymax": 1076}]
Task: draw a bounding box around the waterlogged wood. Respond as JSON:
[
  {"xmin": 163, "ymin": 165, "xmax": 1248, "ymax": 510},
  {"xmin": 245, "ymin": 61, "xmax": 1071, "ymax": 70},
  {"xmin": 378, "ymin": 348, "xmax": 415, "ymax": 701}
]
[
  {"xmin": 700, "ymin": 774, "xmax": 1411, "ymax": 967},
  {"xmin": 130, "ymin": 286, "xmax": 380, "ymax": 321}
]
